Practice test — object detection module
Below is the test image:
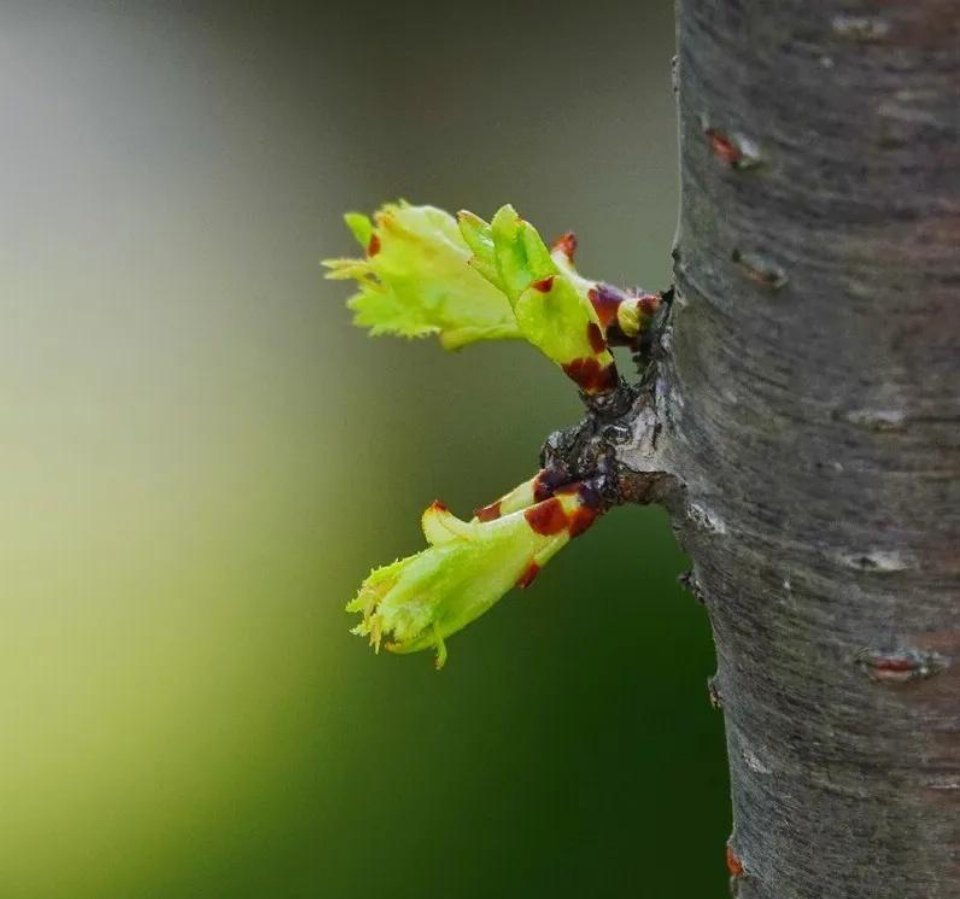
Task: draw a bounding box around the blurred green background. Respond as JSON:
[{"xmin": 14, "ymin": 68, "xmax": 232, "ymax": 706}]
[{"xmin": 1, "ymin": 2, "xmax": 728, "ymax": 897}]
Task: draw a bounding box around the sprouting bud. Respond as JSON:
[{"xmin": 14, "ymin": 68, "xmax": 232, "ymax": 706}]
[
  {"xmin": 585, "ymin": 283, "xmax": 664, "ymax": 347},
  {"xmin": 326, "ymin": 201, "xmax": 665, "ymax": 396},
  {"xmin": 323, "ymin": 203, "xmax": 519, "ymax": 349},
  {"xmin": 347, "ymin": 482, "xmax": 603, "ymax": 668}
]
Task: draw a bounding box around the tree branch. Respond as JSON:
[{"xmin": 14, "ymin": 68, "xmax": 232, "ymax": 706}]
[{"xmin": 602, "ymin": 2, "xmax": 960, "ymax": 895}]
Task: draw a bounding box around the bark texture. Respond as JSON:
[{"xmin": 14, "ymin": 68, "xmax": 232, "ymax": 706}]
[{"xmin": 651, "ymin": 2, "xmax": 958, "ymax": 896}]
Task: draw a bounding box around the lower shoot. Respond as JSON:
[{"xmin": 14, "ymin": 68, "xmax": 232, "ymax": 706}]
[{"xmin": 347, "ymin": 478, "xmax": 603, "ymax": 669}]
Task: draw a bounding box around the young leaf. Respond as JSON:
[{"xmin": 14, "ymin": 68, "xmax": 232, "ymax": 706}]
[
  {"xmin": 456, "ymin": 210, "xmax": 499, "ymax": 286},
  {"xmin": 488, "ymin": 204, "xmax": 557, "ymax": 303},
  {"xmin": 343, "ymin": 212, "xmax": 374, "ymax": 250},
  {"xmin": 515, "ymin": 273, "xmax": 619, "ymax": 394},
  {"xmin": 323, "ymin": 202, "xmax": 520, "ymax": 349},
  {"xmin": 453, "ymin": 205, "xmax": 619, "ymax": 393}
]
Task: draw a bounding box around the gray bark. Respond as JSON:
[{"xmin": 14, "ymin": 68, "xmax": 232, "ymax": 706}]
[
  {"xmin": 645, "ymin": 1, "xmax": 959, "ymax": 896},
  {"xmin": 535, "ymin": 1, "xmax": 958, "ymax": 892}
]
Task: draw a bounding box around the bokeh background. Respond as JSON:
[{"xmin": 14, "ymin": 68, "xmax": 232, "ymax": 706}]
[{"xmin": 1, "ymin": 2, "xmax": 729, "ymax": 897}]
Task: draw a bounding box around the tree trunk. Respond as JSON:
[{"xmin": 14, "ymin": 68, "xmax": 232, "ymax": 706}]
[{"xmin": 653, "ymin": 2, "xmax": 958, "ymax": 896}]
